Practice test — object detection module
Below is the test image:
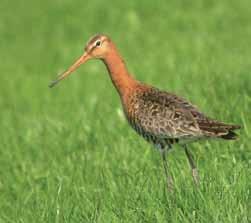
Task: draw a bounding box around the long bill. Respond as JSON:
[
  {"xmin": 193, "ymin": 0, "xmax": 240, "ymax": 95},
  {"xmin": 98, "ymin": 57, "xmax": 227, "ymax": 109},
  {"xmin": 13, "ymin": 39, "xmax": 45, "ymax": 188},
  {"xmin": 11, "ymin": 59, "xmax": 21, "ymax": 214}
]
[{"xmin": 49, "ymin": 52, "xmax": 90, "ymax": 88}]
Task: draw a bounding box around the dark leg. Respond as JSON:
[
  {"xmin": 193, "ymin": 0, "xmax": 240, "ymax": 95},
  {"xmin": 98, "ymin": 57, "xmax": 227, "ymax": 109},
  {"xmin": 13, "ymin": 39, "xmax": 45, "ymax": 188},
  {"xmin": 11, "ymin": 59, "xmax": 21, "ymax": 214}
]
[
  {"xmin": 161, "ymin": 150, "xmax": 174, "ymax": 191},
  {"xmin": 183, "ymin": 145, "xmax": 199, "ymax": 185}
]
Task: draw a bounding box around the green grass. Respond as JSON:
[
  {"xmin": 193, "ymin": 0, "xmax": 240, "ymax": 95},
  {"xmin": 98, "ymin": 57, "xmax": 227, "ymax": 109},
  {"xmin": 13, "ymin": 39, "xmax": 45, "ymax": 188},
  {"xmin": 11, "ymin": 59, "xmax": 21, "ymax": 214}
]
[{"xmin": 0, "ymin": 0, "xmax": 250, "ymax": 222}]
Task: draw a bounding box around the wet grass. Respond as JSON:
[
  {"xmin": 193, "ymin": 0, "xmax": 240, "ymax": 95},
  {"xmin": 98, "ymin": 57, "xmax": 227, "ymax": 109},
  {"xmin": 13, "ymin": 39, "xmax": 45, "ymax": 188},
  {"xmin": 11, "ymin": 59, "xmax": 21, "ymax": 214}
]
[{"xmin": 0, "ymin": 0, "xmax": 250, "ymax": 222}]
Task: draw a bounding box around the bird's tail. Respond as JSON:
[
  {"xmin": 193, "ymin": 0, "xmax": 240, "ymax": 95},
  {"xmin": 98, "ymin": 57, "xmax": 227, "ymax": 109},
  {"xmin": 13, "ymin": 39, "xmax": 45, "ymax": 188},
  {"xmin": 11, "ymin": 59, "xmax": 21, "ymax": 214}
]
[
  {"xmin": 220, "ymin": 129, "xmax": 240, "ymax": 140},
  {"xmin": 198, "ymin": 120, "xmax": 241, "ymax": 140}
]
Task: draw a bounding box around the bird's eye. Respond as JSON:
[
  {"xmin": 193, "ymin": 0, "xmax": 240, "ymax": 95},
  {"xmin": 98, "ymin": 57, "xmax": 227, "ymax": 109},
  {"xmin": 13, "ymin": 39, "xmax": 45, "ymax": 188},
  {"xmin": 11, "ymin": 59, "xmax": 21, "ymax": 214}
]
[{"xmin": 95, "ymin": 40, "xmax": 101, "ymax": 47}]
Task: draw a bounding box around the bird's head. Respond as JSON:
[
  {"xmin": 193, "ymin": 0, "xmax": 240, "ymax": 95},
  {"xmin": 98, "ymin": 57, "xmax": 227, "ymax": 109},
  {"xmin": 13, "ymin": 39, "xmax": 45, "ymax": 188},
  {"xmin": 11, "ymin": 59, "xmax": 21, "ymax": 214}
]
[
  {"xmin": 85, "ymin": 34, "xmax": 112, "ymax": 58},
  {"xmin": 49, "ymin": 34, "xmax": 112, "ymax": 88}
]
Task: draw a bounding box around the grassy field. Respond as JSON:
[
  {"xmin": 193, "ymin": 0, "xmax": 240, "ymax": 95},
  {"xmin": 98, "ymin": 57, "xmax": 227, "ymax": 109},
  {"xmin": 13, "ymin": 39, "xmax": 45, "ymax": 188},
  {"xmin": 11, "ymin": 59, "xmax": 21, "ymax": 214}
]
[{"xmin": 0, "ymin": 0, "xmax": 250, "ymax": 222}]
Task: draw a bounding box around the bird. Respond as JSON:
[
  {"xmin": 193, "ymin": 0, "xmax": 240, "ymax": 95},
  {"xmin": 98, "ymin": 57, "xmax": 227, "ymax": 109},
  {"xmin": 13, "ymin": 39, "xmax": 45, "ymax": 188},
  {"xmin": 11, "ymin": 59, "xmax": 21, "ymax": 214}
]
[{"xmin": 49, "ymin": 34, "xmax": 241, "ymax": 188}]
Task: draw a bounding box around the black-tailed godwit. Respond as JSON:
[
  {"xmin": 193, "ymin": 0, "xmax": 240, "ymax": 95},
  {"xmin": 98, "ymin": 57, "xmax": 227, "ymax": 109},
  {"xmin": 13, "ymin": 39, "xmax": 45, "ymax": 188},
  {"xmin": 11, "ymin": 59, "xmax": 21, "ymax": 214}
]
[{"xmin": 49, "ymin": 34, "xmax": 240, "ymax": 188}]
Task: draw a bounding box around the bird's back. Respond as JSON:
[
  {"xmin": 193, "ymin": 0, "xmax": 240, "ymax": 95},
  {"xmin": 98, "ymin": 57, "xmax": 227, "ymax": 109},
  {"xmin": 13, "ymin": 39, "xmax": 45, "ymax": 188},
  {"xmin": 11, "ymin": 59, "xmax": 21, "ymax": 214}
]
[{"xmin": 122, "ymin": 84, "xmax": 240, "ymax": 149}]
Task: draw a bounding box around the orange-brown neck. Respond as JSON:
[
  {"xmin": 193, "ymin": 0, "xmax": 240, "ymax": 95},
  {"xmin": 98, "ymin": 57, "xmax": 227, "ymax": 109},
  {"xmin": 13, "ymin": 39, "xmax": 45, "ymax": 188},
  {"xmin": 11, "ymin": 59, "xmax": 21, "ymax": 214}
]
[{"xmin": 102, "ymin": 46, "xmax": 137, "ymax": 97}]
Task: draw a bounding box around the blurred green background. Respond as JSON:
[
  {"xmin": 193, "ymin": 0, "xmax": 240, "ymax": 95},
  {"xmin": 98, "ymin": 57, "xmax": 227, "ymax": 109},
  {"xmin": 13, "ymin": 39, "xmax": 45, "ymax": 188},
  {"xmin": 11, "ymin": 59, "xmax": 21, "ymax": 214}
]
[{"xmin": 0, "ymin": 0, "xmax": 250, "ymax": 222}]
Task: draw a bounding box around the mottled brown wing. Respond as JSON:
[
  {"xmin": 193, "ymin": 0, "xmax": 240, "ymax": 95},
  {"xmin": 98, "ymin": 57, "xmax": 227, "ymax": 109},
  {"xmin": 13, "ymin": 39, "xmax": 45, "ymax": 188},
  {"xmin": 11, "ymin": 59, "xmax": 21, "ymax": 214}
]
[
  {"xmin": 169, "ymin": 89, "xmax": 241, "ymax": 138},
  {"xmin": 129, "ymin": 87, "xmax": 240, "ymax": 140},
  {"xmin": 129, "ymin": 88, "xmax": 203, "ymax": 139}
]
